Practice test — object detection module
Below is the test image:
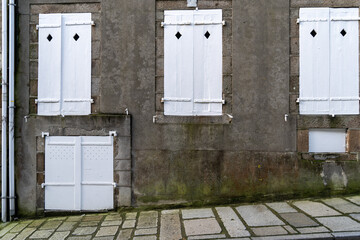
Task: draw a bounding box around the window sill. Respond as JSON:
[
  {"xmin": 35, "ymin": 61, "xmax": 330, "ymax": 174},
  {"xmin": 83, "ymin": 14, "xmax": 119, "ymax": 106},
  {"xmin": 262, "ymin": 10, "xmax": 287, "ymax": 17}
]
[
  {"xmin": 153, "ymin": 114, "xmax": 233, "ymax": 124},
  {"xmin": 300, "ymin": 152, "xmax": 358, "ymax": 161}
]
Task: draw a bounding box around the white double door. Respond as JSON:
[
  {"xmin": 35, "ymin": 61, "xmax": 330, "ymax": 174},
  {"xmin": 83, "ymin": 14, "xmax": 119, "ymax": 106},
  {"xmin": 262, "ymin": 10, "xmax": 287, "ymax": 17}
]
[{"xmin": 44, "ymin": 136, "xmax": 114, "ymax": 211}]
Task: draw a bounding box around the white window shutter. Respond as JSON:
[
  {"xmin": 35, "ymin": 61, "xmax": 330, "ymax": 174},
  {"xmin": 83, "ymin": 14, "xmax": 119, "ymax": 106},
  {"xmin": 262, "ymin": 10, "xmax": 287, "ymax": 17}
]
[
  {"xmin": 299, "ymin": 8, "xmax": 330, "ymax": 115},
  {"xmin": 38, "ymin": 14, "xmax": 62, "ymax": 115},
  {"xmin": 61, "ymin": 13, "xmax": 92, "ymax": 115},
  {"xmin": 164, "ymin": 11, "xmax": 194, "ymax": 116},
  {"xmin": 193, "ymin": 10, "xmax": 222, "ymax": 116},
  {"xmin": 45, "ymin": 137, "xmax": 78, "ymax": 210},
  {"xmin": 329, "ymin": 8, "xmax": 359, "ymax": 115}
]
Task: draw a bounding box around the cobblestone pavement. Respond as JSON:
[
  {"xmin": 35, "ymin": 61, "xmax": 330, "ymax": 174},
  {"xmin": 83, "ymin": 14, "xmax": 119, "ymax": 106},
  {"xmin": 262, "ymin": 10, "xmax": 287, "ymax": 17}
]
[{"xmin": 1, "ymin": 196, "xmax": 360, "ymax": 240}]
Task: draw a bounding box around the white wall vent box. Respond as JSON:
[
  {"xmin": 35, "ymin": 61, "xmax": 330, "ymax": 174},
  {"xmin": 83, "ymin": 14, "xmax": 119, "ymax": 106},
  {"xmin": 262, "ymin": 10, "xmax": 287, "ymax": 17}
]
[{"xmin": 309, "ymin": 129, "xmax": 346, "ymax": 153}]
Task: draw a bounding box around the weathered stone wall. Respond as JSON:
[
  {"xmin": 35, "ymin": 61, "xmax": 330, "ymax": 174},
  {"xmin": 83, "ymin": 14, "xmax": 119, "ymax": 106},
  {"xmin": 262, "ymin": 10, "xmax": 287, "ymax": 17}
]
[{"xmin": 13, "ymin": 0, "xmax": 360, "ymax": 216}]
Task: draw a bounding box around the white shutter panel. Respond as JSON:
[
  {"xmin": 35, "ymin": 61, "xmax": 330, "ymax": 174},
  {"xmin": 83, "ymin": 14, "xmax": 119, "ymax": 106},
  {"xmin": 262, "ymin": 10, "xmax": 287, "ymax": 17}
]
[
  {"xmin": 81, "ymin": 136, "xmax": 114, "ymax": 210},
  {"xmin": 45, "ymin": 137, "xmax": 78, "ymax": 210},
  {"xmin": 164, "ymin": 11, "xmax": 194, "ymax": 116},
  {"xmin": 61, "ymin": 13, "xmax": 92, "ymax": 115},
  {"xmin": 330, "ymin": 8, "xmax": 359, "ymax": 115},
  {"xmin": 299, "ymin": 8, "xmax": 330, "ymax": 115},
  {"xmin": 193, "ymin": 10, "xmax": 222, "ymax": 116},
  {"xmin": 38, "ymin": 14, "xmax": 62, "ymax": 115}
]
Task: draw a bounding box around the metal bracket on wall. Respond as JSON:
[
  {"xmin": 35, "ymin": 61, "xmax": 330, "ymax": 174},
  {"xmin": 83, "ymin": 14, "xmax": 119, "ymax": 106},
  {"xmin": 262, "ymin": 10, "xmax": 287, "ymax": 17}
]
[
  {"xmin": 109, "ymin": 131, "xmax": 117, "ymax": 137},
  {"xmin": 187, "ymin": 0, "xmax": 197, "ymax": 7},
  {"xmin": 41, "ymin": 132, "xmax": 49, "ymax": 138}
]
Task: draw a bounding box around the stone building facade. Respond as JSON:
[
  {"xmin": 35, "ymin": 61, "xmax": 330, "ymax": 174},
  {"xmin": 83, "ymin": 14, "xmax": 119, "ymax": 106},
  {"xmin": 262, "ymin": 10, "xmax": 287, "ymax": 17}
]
[{"xmin": 3, "ymin": 0, "xmax": 360, "ymax": 217}]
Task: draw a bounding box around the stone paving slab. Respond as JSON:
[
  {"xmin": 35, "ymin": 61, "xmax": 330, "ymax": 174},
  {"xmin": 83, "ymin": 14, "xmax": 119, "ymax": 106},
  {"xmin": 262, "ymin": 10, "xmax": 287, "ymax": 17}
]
[
  {"xmin": 215, "ymin": 207, "xmax": 250, "ymax": 237},
  {"xmin": 182, "ymin": 208, "xmax": 215, "ymax": 219},
  {"xmin": 316, "ymin": 216, "xmax": 360, "ymax": 232},
  {"xmin": 183, "ymin": 218, "xmax": 222, "ymax": 236},
  {"xmin": 159, "ymin": 210, "xmax": 182, "ymax": 240},
  {"xmin": 48, "ymin": 231, "xmax": 70, "ymax": 240},
  {"xmin": 322, "ymin": 197, "xmax": 360, "ymax": 213},
  {"xmin": 296, "ymin": 226, "xmax": 329, "ymax": 234},
  {"xmin": 347, "ymin": 196, "xmax": 360, "ymax": 205},
  {"xmin": 293, "ymin": 201, "xmax": 341, "ymax": 217},
  {"xmin": 236, "ymin": 205, "xmax": 284, "ymax": 226},
  {"xmin": 266, "ymin": 202, "xmax": 298, "ymax": 213},
  {"xmin": 2, "ymin": 196, "xmax": 360, "ymax": 240},
  {"xmin": 280, "ymin": 213, "xmax": 318, "ymax": 227},
  {"xmin": 252, "ymin": 226, "xmax": 288, "ymax": 236}
]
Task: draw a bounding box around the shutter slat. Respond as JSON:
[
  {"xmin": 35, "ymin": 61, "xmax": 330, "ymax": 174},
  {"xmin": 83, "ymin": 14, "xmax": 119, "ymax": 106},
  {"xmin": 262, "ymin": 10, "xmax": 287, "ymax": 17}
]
[
  {"xmin": 38, "ymin": 14, "xmax": 62, "ymax": 115},
  {"xmin": 330, "ymin": 8, "xmax": 359, "ymax": 114}
]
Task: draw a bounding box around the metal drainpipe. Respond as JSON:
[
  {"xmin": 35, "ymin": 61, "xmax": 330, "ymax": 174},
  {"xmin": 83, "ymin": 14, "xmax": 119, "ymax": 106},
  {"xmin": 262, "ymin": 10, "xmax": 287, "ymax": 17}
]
[
  {"xmin": 8, "ymin": 0, "xmax": 15, "ymax": 218},
  {"xmin": 1, "ymin": 0, "xmax": 8, "ymax": 223}
]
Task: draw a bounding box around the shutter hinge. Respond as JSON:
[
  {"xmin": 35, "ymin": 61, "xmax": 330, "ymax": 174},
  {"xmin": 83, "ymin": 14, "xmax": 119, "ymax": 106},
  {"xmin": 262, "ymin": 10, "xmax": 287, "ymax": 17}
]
[
  {"xmin": 42, "ymin": 132, "xmax": 49, "ymax": 138},
  {"xmin": 109, "ymin": 131, "xmax": 117, "ymax": 137}
]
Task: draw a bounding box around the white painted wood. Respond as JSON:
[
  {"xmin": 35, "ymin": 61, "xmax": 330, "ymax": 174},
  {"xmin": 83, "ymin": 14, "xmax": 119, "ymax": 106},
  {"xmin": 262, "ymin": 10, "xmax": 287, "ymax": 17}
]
[
  {"xmin": 164, "ymin": 10, "xmax": 194, "ymax": 116},
  {"xmin": 45, "ymin": 136, "xmax": 113, "ymax": 211},
  {"xmin": 45, "ymin": 137, "xmax": 76, "ymax": 210},
  {"xmin": 309, "ymin": 129, "xmax": 346, "ymax": 153},
  {"xmin": 38, "ymin": 14, "xmax": 62, "ymax": 115},
  {"xmin": 330, "ymin": 8, "xmax": 359, "ymax": 115},
  {"xmin": 164, "ymin": 10, "xmax": 222, "ymax": 116},
  {"xmin": 38, "ymin": 13, "xmax": 91, "ymax": 116},
  {"xmin": 299, "ymin": 8, "xmax": 359, "ymax": 115},
  {"xmin": 61, "ymin": 13, "xmax": 92, "ymax": 115},
  {"xmin": 299, "ymin": 8, "xmax": 330, "ymax": 115},
  {"xmin": 81, "ymin": 136, "xmax": 113, "ymax": 210},
  {"xmin": 193, "ymin": 10, "xmax": 222, "ymax": 116}
]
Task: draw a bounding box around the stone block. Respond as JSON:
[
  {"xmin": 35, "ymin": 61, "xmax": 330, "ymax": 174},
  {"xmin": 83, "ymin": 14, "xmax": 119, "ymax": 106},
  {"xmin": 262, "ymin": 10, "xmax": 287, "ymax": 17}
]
[
  {"xmin": 160, "ymin": 210, "xmax": 182, "ymax": 240},
  {"xmin": 183, "ymin": 218, "xmax": 222, "ymax": 236},
  {"xmin": 29, "ymin": 60, "xmax": 38, "ymax": 79},
  {"xmin": 137, "ymin": 211, "xmax": 158, "ymax": 229},
  {"xmin": 280, "ymin": 213, "xmax": 318, "ymax": 228},
  {"xmin": 347, "ymin": 129, "xmax": 360, "ymax": 152},
  {"xmin": 215, "ymin": 207, "xmax": 250, "ymax": 237},
  {"xmin": 236, "ymin": 205, "xmax": 284, "ymax": 227},
  {"xmin": 121, "ymin": 220, "xmax": 136, "ymax": 229},
  {"xmin": 134, "ymin": 228, "xmax": 157, "ymax": 236},
  {"xmin": 40, "ymin": 221, "xmax": 62, "ymax": 230},
  {"xmin": 92, "ymin": 40, "xmax": 100, "ymax": 60},
  {"xmin": 116, "ymin": 171, "xmax": 131, "ymax": 187},
  {"xmin": 29, "ymin": 43, "xmax": 38, "ymax": 60},
  {"xmin": 297, "ymin": 226, "xmax": 329, "ymax": 234},
  {"xmin": 36, "ymin": 173, "xmax": 44, "ymax": 185},
  {"xmin": 293, "ymin": 201, "xmax": 341, "ymax": 217},
  {"xmin": 29, "ymin": 230, "xmax": 54, "ymax": 239},
  {"xmin": 251, "ymin": 226, "xmax": 287, "ymax": 236},
  {"xmin": 57, "ymin": 222, "xmax": 77, "ymax": 231},
  {"xmin": 115, "ymin": 137, "xmax": 131, "ymax": 160},
  {"xmin": 316, "ymin": 216, "xmax": 360, "ymax": 231},
  {"xmin": 49, "ymin": 231, "xmax": 70, "ymax": 240},
  {"xmin": 297, "ymin": 130, "xmax": 308, "ymax": 152},
  {"xmin": 116, "ymin": 229, "xmax": 133, "ymax": 240},
  {"xmin": 13, "ymin": 228, "xmax": 36, "ymax": 240},
  {"xmin": 125, "ymin": 212, "xmax": 137, "ymax": 220},
  {"xmin": 95, "ymin": 226, "xmax": 119, "ymax": 237},
  {"xmin": 266, "ymin": 202, "xmax": 297, "ymax": 213},
  {"xmin": 91, "ymin": 77, "xmax": 101, "ymax": 96},
  {"xmin": 72, "ymin": 227, "xmax": 97, "ymax": 236},
  {"xmin": 30, "ymin": 79, "xmax": 38, "ymax": 97},
  {"xmin": 290, "ymin": 56, "xmax": 299, "ymax": 76},
  {"xmin": 36, "ymin": 152, "xmax": 44, "ymax": 172},
  {"xmin": 188, "ymin": 234, "xmax": 226, "ymax": 240},
  {"xmin": 182, "ymin": 208, "xmax": 214, "ymax": 219},
  {"xmin": 82, "ymin": 215, "xmax": 104, "ymax": 222},
  {"xmin": 322, "ymin": 198, "xmax": 360, "ymax": 214},
  {"xmin": 118, "ymin": 187, "xmax": 132, "ymax": 207},
  {"xmin": 115, "ymin": 160, "xmax": 131, "ymax": 171},
  {"xmin": 291, "ymin": 37, "xmax": 299, "ymax": 55},
  {"xmin": 92, "ymin": 59, "xmax": 101, "ymax": 77},
  {"xmin": 101, "ymin": 220, "xmax": 122, "ymax": 227},
  {"xmin": 36, "ymin": 136, "xmax": 45, "ymax": 152}
]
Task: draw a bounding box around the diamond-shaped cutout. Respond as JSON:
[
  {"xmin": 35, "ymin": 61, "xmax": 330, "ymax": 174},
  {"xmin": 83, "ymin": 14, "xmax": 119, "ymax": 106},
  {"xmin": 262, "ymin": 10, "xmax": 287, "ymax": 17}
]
[
  {"xmin": 47, "ymin": 34, "xmax": 53, "ymax": 42},
  {"xmin": 310, "ymin": 29, "xmax": 317, "ymax": 37},
  {"xmin": 204, "ymin": 31, "xmax": 210, "ymax": 39},
  {"xmin": 73, "ymin": 33, "xmax": 80, "ymax": 41},
  {"xmin": 175, "ymin": 32, "xmax": 182, "ymax": 39},
  {"xmin": 341, "ymin": 29, "xmax": 347, "ymax": 36}
]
